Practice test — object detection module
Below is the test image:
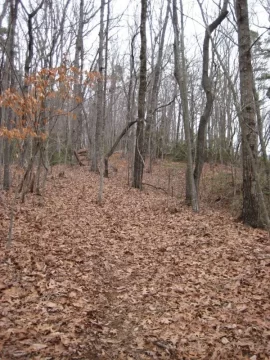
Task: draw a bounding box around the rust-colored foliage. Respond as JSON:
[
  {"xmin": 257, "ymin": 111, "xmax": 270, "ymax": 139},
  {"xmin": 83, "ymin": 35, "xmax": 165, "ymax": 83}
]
[{"xmin": 0, "ymin": 65, "xmax": 99, "ymax": 141}]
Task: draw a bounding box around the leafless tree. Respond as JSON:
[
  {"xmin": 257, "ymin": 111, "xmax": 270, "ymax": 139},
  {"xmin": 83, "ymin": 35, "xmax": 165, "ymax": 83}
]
[
  {"xmin": 172, "ymin": 0, "xmax": 198, "ymax": 211},
  {"xmin": 3, "ymin": 0, "xmax": 19, "ymax": 190},
  {"xmin": 194, "ymin": 0, "xmax": 229, "ymax": 194},
  {"xmin": 132, "ymin": 0, "xmax": 147, "ymax": 189}
]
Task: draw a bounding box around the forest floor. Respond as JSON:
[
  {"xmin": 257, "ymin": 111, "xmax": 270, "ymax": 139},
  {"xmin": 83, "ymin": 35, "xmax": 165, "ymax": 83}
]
[{"xmin": 0, "ymin": 155, "xmax": 270, "ymax": 360}]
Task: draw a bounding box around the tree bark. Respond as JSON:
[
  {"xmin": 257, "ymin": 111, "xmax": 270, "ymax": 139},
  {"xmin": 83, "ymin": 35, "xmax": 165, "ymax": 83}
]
[
  {"xmin": 73, "ymin": 0, "xmax": 84, "ymax": 151},
  {"xmin": 235, "ymin": 0, "xmax": 262, "ymax": 227},
  {"xmin": 20, "ymin": 0, "xmax": 44, "ymax": 167},
  {"xmin": 144, "ymin": 0, "xmax": 170, "ymax": 166},
  {"xmin": 91, "ymin": 0, "xmax": 105, "ymax": 173},
  {"xmin": 206, "ymin": 16, "xmax": 270, "ymax": 229},
  {"xmin": 172, "ymin": 0, "xmax": 198, "ymax": 211},
  {"xmin": 98, "ymin": 0, "xmax": 110, "ymax": 204},
  {"xmin": 3, "ymin": 0, "xmax": 19, "ymax": 190},
  {"xmin": 132, "ymin": 0, "xmax": 147, "ymax": 189}
]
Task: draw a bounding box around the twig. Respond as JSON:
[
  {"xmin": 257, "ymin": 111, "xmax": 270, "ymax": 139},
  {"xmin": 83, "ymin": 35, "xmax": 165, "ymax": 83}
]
[{"xmin": 154, "ymin": 94, "xmax": 178, "ymax": 114}]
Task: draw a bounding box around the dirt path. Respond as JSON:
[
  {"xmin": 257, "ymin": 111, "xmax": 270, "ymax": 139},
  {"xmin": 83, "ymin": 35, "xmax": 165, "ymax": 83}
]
[{"xmin": 0, "ymin": 165, "xmax": 270, "ymax": 359}]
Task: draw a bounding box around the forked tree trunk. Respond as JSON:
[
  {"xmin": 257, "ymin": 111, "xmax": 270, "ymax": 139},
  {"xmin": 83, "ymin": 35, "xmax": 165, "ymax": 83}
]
[
  {"xmin": 20, "ymin": 0, "xmax": 44, "ymax": 167},
  {"xmin": 194, "ymin": 0, "xmax": 228, "ymax": 194}
]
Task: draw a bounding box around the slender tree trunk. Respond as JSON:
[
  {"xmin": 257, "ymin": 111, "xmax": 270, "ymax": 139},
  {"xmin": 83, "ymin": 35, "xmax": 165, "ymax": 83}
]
[
  {"xmin": 144, "ymin": 0, "xmax": 170, "ymax": 162},
  {"xmin": 172, "ymin": 0, "xmax": 198, "ymax": 211},
  {"xmin": 3, "ymin": 0, "xmax": 19, "ymax": 190},
  {"xmin": 98, "ymin": 0, "xmax": 110, "ymax": 203},
  {"xmin": 125, "ymin": 31, "xmax": 137, "ymax": 159},
  {"xmin": 194, "ymin": 0, "xmax": 228, "ymax": 193},
  {"xmin": 176, "ymin": 101, "xmax": 181, "ymax": 143},
  {"xmin": 91, "ymin": 0, "xmax": 105, "ymax": 173},
  {"xmin": 73, "ymin": 0, "xmax": 84, "ymax": 151},
  {"xmin": 132, "ymin": 0, "xmax": 147, "ymax": 189},
  {"xmin": 20, "ymin": 0, "xmax": 44, "ymax": 167}
]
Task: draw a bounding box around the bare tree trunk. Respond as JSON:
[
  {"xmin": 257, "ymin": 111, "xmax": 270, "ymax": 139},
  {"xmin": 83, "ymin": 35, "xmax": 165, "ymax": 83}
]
[
  {"xmin": 132, "ymin": 0, "xmax": 147, "ymax": 189},
  {"xmin": 176, "ymin": 100, "xmax": 181, "ymax": 143},
  {"xmin": 125, "ymin": 31, "xmax": 137, "ymax": 159},
  {"xmin": 235, "ymin": 0, "xmax": 263, "ymax": 227},
  {"xmin": 98, "ymin": 0, "xmax": 110, "ymax": 203},
  {"xmin": 206, "ymin": 21, "xmax": 270, "ymax": 229},
  {"xmin": 144, "ymin": 0, "xmax": 170, "ymax": 164},
  {"xmin": 172, "ymin": 0, "xmax": 198, "ymax": 211},
  {"xmin": 3, "ymin": 0, "xmax": 19, "ymax": 190},
  {"xmin": 194, "ymin": 0, "xmax": 228, "ymax": 193},
  {"xmin": 73, "ymin": 0, "xmax": 84, "ymax": 151},
  {"xmin": 22, "ymin": 1, "xmax": 44, "ymax": 91},
  {"xmin": 91, "ymin": 0, "xmax": 105, "ymax": 173},
  {"xmin": 20, "ymin": 0, "xmax": 44, "ymax": 167}
]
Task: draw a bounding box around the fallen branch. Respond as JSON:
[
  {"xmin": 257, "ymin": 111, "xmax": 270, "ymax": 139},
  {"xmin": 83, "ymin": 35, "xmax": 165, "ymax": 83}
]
[
  {"xmin": 105, "ymin": 120, "xmax": 137, "ymax": 177},
  {"xmin": 142, "ymin": 182, "xmax": 168, "ymax": 193}
]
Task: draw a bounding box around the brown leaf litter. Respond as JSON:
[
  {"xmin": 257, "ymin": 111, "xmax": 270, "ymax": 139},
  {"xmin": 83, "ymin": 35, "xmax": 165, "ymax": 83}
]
[{"xmin": 0, "ymin": 160, "xmax": 269, "ymax": 359}]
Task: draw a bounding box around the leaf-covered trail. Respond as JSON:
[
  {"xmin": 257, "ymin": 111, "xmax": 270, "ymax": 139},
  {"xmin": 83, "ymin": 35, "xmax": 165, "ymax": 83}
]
[{"xmin": 0, "ymin": 164, "xmax": 270, "ymax": 359}]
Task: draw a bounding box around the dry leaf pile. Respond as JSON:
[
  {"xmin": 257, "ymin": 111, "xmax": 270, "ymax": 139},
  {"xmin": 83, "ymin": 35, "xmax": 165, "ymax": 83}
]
[{"xmin": 0, "ymin": 161, "xmax": 270, "ymax": 359}]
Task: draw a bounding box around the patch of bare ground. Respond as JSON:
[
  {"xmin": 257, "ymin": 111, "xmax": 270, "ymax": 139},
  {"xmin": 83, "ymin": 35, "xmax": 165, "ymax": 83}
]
[{"xmin": 0, "ymin": 159, "xmax": 269, "ymax": 359}]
